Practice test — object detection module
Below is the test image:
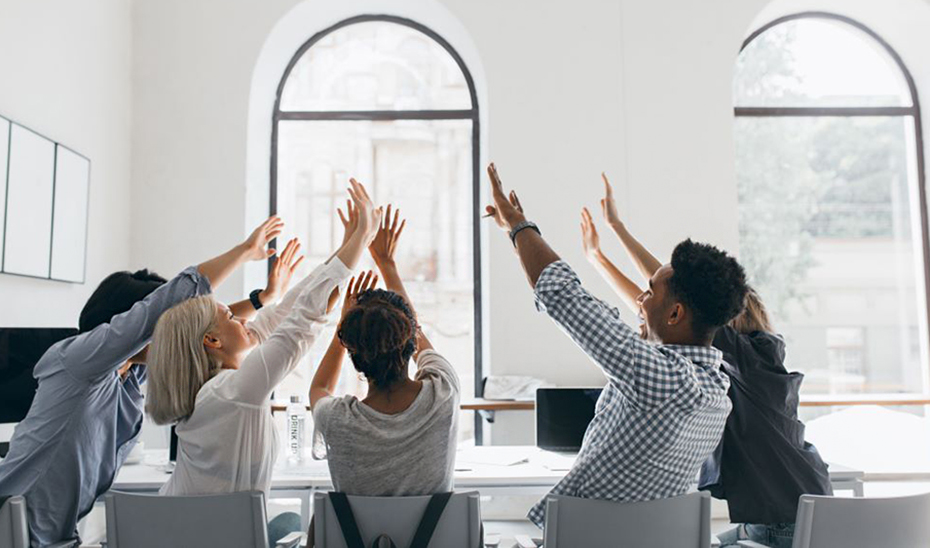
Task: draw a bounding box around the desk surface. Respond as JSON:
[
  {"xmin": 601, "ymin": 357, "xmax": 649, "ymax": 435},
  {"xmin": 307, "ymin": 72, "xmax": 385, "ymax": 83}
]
[{"xmin": 112, "ymin": 446, "xmax": 864, "ymax": 493}]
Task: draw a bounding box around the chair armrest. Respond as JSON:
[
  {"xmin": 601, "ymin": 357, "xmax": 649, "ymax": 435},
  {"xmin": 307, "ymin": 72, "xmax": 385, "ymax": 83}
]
[
  {"xmin": 736, "ymin": 541, "xmax": 772, "ymax": 548},
  {"xmin": 276, "ymin": 531, "xmax": 306, "ymax": 548}
]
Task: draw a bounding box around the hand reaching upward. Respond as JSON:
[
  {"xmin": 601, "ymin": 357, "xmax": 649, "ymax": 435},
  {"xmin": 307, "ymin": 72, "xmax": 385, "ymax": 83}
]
[
  {"xmin": 369, "ymin": 204, "xmax": 406, "ymax": 267},
  {"xmin": 600, "ymin": 173, "xmax": 622, "ymax": 229},
  {"xmin": 485, "ymin": 162, "xmax": 527, "ymax": 232},
  {"xmin": 243, "ymin": 216, "xmax": 284, "ymax": 261}
]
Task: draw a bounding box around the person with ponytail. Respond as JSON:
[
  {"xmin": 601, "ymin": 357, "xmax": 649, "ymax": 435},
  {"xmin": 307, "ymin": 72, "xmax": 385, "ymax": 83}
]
[{"xmin": 310, "ymin": 205, "xmax": 461, "ymax": 497}]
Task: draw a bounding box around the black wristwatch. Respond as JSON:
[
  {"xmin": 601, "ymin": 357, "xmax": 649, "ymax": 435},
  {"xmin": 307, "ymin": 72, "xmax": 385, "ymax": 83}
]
[
  {"xmin": 509, "ymin": 220, "xmax": 541, "ymax": 247},
  {"xmin": 249, "ymin": 289, "xmax": 265, "ymax": 310}
]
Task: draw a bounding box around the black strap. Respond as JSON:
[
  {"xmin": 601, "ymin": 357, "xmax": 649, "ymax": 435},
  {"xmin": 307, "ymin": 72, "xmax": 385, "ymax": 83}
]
[
  {"xmin": 409, "ymin": 492, "xmax": 453, "ymax": 548},
  {"xmin": 329, "ymin": 492, "xmax": 366, "ymax": 548}
]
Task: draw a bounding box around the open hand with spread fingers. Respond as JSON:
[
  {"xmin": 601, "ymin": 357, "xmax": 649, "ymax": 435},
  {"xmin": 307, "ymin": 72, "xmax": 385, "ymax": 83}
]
[
  {"xmin": 337, "ymin": 199, "xmax": 359, "ymax": 247},
  {"xmin": 347, "ymin": 178, "xmax": 383, "ymax": 246},
  {"xmin": 243, "ymin": 216, "xmax": 285, "ymax": 261},
  {"xmin": 261, "ymin": 237, "xmax": 305, "ymax": 305},
  {"xmin": 369, "ymin": 204, "xmax": 406, "ymax": 268},
  {"xmin": 340, "ymin": 270, "xmax": 379, "ymax": 319}
]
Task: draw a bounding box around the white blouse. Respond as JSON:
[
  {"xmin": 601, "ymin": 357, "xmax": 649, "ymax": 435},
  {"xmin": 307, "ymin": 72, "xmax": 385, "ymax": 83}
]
[{"xmin": 160, "ymin": 257, "xmax": 350, "ymax": 499}]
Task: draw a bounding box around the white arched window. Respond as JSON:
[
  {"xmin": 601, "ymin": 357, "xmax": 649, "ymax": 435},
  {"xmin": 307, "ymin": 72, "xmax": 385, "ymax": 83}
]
[
  {"xmin": 734, "ymin": 13, "xmax": 928, "ymax": 401},
  {"xmin": 271, "ymin": 16, "xmax": 480, "ymax": 438}
]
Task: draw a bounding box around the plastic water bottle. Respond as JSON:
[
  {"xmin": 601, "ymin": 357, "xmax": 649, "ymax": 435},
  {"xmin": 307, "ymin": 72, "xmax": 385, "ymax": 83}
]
[{"xmin": 286, "ymin": 395, "xmax": 306, "ymax": 464}]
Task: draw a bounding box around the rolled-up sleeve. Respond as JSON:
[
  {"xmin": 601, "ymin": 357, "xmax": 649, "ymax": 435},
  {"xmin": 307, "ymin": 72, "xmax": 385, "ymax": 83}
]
[
  {"xmin": 533, "ymin": 261, "xmax": 684, "ymax": 409},
  {"xmin": 59, "ymin": 266, "xmax": 212, "ymax": 381}
]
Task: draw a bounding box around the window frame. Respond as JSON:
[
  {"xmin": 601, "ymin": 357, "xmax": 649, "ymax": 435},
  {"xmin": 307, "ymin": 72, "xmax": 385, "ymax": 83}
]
[
  {"xmin": 735, "ymin": 12, "xmax": 929, "ymax": 404},
  {"xmin": 269, "ymin": 14, "xmax": 485, "ymax": 434}
]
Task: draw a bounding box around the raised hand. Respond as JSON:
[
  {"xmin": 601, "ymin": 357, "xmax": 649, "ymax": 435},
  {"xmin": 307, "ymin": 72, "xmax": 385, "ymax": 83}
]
[
  {"xmin": 337, "ymin": 199, "xmax": 359, "ymax": 247},
  {"xmin": 369, "ymin": 204, "xmax": 406, "ymax": 267},
  {"xmin": 347, "ymin": 178, "xmax": 383, "ymax": 246},
  {"xmin": 485, "ymin": 162, "xmax": 527, "ymax": 232},
  {"xmin": 600, "ymin": 173, "xmax": 622, "ymax": 229},
  {"xmin": 339, "ymin": 270, "xmax": 378, "ymax": 318},
  {"xmin": 262, "ymin": 238, "xmax": 305, "ymax": 305},
  {"xmin": 580, "ymin": 208, "xmax": 603, "ymax": 263},
  {"xmin": 243, "ymin": 216, "xmax": 285, "ymax": 261}
]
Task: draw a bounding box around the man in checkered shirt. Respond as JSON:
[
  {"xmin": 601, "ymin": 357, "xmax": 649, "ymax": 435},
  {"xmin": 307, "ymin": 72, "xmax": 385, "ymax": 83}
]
[{"xmin": 484, "ymin": 163, "xmax": 748, "ymax": 529}]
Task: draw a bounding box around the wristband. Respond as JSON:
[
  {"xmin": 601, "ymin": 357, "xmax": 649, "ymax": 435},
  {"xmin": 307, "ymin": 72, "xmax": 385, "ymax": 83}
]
[
  {"xmin": 509, "ymin": 220, "xmax": 541, "ymax": 247},
  {"xmin": 249, "ymin": 289, "xmax": 264, "ymax": 310}
]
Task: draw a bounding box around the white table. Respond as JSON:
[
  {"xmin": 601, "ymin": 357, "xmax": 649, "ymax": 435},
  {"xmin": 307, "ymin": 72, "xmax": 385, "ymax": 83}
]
[{"xmin": 111, "ymin": 446, "xmax": 865, "ymax": 530}]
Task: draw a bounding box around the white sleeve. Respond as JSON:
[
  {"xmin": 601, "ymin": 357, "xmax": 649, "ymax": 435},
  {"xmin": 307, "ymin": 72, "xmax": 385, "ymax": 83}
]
[
  {"xmin": 247, "ymin": 261, "xmax": 332, "ymax": 342},
  {"xmin": 223, "ymin": 258, "xmax": 352, "ymax": 405}
]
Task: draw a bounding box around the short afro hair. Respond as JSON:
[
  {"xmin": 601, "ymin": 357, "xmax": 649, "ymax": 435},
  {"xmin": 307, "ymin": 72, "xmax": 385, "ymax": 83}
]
[
  {"xmin": 668, "ymin": 239, "xmax": 748, "ymax": 340},
  {"xmin": 79, "ymin": 269, "xmax": 167, "ymax": 333},
  {"xmin": 337, "ymin": 289, "xmax": 418, "ymax": 390}
]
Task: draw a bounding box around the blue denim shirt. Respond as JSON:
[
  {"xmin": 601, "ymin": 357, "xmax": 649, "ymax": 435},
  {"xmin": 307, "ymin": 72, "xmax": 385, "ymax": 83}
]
[{"xmin": 0, "ymin": 266, "xmax": 211, "ymax": 546}]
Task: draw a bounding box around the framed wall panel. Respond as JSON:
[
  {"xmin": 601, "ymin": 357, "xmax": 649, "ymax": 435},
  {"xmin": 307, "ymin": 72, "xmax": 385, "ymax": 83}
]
[
  {"xmin": 50, "ymin": 146, "xmax": 90, "ymax": 283},
  {"xmin": 0, "ymin": 117, "xmax": 9, "ymax": 269},
  {"xmin": 3, "ymin": 124, "xmax": 55, "ymax": 279}
]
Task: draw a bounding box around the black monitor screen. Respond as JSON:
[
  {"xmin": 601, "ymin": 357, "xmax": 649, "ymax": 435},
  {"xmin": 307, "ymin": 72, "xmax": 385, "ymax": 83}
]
[{"xmin": 535, "ymin": 387, "xmax": 602, "ymax": 452}]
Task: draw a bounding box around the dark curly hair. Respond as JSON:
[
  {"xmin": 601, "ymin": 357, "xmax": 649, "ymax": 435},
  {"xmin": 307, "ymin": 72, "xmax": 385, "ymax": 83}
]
[
  {"xmin": 79, "ymin": 269, "xmax": 168, "ymax": 333},
  {"xmin": 668, "ymin": 239, "xmax": 748, "ymax": 341},
  {"xmin": 337, "ymin": 289, "xmax": 418, "ymax": 390}
]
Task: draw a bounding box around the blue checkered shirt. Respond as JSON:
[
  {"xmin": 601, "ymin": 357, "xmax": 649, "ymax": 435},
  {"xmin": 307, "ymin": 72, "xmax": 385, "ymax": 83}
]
[{"xmin": 528, "ymin": 261, "xmax": 732, "ymax": 527}]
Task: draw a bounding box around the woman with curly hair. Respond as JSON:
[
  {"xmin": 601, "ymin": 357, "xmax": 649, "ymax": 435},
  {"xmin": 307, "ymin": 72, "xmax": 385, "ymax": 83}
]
[{"xmin": 310, "ymin": 205, "xmax": 460, "ymax": 496}]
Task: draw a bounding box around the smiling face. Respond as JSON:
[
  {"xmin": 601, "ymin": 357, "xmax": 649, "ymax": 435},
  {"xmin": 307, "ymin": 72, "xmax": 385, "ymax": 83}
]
[
  {"xmin": 636, "ymin": 264, "xmax": 680, "ymax": 343},
  {"xmin": 202, "ymin": 303, "xmax": 258, "ymax": 367}
]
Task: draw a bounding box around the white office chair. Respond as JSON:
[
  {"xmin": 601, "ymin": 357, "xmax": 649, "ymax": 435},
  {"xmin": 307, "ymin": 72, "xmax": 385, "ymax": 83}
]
[
  {"xmin": 542, "ymin": 491, "xmax": 712, "ymax": 548},
  {"xmin": 105, "ymin": 490, "xmax": 301, "ymax": 548},
  {"xmin": 736, "ymin": 491, "xmax": 930, "ymax": 548},
  {"xmin": 313, "ymin": 491, "xmax": 482, "ymax": 547},
  {"xmin": 0, "ymin": 496, "xmax": 29, "ymax": 548}
]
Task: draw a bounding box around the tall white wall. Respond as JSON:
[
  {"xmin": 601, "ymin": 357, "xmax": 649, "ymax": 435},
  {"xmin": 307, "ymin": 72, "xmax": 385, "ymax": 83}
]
[{"xmin": 0, "ymin": 0, "xmax": 134, "ymax": 327}]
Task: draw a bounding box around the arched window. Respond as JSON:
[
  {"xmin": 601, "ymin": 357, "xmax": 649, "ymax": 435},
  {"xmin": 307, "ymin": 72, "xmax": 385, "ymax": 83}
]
[
  {"xmin": 734, "ymin": 13, "xmax": 928, "ymax": 399},
  {"xmin": 270, "ymin": 16, "xmax": 480, "ymax": 436}
]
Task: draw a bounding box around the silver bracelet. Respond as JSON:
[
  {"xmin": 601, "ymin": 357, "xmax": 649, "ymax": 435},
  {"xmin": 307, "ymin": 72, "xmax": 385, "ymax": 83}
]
[{"xmin": 509, "ymin": 221, "xmax": 541, "ymax": 246}]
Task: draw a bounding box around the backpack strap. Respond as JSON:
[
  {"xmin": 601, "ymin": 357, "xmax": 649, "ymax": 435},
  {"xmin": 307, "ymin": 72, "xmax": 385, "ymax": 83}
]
[
  {"xmin": 409, "ymin": 492, "xmax": 453, "ymax": 548},
  {"xmin": 329, "ymin": 492, "xmax": 366, "ymax": 548}
]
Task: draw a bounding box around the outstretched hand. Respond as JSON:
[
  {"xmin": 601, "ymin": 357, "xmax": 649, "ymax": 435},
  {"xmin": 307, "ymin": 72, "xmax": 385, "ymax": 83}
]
[
  {"xmin": 262, "ymin": 238, "xmax": 304, "ymax": 304},
  {"xmin": 347, "ymin": 178, "xmax": 383, "ymax": 246},
  {"xmin": 600, "ymin": 173, "xmax": 622, "ymax": 228},
  {"xmin": 339, "ymin": 270, "xmax": 378, "ymax": 319},
  {"xmin": 580, "ymin": 208, "xmax": 603, "ymax": 263},
  {"xmin": 485, "ymin": 162, "xmax": 527, "ymax": 233},
  {"xmin": 243, "ymin": 216, "xmax": 285, "ymax": 261},
  {"xmin": 369, "ymin": 204, "xmax": 406, "ymax": 267},
  {"xmin": 337, "ymin": 200, "xmax": 359, "ymax": 247}
]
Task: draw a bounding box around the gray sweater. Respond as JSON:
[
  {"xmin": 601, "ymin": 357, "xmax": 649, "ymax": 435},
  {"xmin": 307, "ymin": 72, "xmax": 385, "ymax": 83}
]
[{"xmin": 313, "ymin": 350, "xmax": 460, "ymax": 496}]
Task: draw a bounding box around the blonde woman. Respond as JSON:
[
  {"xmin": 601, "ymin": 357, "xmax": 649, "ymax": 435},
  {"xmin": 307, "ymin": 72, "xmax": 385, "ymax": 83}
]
[{"xmin": 145, "ymin": 181, "xmax": 380, "ymax": 539}]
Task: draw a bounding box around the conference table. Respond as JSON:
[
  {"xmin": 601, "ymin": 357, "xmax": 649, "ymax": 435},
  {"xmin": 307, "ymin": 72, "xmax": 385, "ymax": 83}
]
[{"xmin": 111, "ymin": 446, "xmax": 865, "ymax": 530}]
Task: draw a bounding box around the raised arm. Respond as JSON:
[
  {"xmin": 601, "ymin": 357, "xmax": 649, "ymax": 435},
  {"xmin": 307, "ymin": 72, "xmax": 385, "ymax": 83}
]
[
  {"xmin": 369, "ymin": 205, "xmax": 433, "ymax": 353},
  {"xmin": 310, "ymin": 272, "xmax": 378, "ymax": 408},
  {"xmin": 484, "ymin": 163, "xmax": 560, "ymax": 288},
  {"xmin": 229, "ymin": 238, "xmax": 304, "ymax": 320},
  {"xmin": 61, "ymin": 217, "xmax": 281, "ymax": 381},
  {"xmin": 600, "ymin": 173, "xmax": 662, "ymax": 280},
  {"xmin": 580, "ymin": 207, "xmax": 643, "ymax": 313}
]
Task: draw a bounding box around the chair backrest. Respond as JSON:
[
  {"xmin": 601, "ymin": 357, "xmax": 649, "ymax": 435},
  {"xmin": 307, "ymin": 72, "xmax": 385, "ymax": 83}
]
[
  {"xmin": 313, "ymin": 491, "xmax": 481, "ymax": 548},
  {"xmin": 793, "ymin": 492, "xmax": 930, "ymax": 548},
  {"xmin": 0, "ymin": 496, "xmax": 29, "ymax": 548},
  {"xmin": 543, "ymin": 491, "xmax": 711, "ymax": 548},
  {"xmin": 105, "ymin": 490, "xmax": 268, "ymax": 548}
]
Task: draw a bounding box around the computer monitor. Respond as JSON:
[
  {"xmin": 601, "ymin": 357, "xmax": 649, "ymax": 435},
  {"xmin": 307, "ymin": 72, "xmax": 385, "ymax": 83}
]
[{"xmin": 535, "ymin": 387, "xmax": 602, "ymax": 452}]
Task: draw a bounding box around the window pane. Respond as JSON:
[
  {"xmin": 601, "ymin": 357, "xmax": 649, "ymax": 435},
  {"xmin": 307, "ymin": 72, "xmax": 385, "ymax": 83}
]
[
  {"xmin": 734, "ymin": 19, "xmax": 912, "ymax": 108},
  {"xmin": 280, "ymin": 21, "xmax": 472, "ymax": 111},
  {"xmin": 275, "ymin": 118, "xmax": 476, "ymax": 439},
  {"xmin": 734, "ymin": 116, "xmax": 925, "ymax": 395}
]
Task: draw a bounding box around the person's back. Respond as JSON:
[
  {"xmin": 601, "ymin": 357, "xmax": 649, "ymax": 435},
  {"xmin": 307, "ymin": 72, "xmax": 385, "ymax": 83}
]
[
  {"xmin": 314, "ymin": 350, "xmax": 459, "ymax": 496},
  {"xmin": 704, "ymin": 290, "xmax": 832, "ymax": 547}
]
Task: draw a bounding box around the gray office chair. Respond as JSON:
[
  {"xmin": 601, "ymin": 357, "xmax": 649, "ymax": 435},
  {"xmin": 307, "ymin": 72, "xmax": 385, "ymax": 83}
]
[
  {"xmin": 313, "ymin": 491, "xmax": 482, "ymax": 547},
  {"xmin": 736, "ymin": 491, "xmax": 930, "ymax": 548},
  {"xmin": 543, "ymin": 491, "xmax": 712, "ymax": 548},
  {"xmin": 105, "ymin": 490, "xmax": 301, "ymax": 548},
  {"xmin": 0, "ymin": 496, "xmax": 29, "ymax": 548}
]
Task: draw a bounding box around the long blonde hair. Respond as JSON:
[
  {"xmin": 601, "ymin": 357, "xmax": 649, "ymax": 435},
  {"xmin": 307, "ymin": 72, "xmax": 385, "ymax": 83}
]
[
  {"xmin": 729, "ymin": 287, "xmax": 774, "ymax": 335},
  {"xmin": 146, "ymin": 295, "xmax": 222, "ymax": 425}
]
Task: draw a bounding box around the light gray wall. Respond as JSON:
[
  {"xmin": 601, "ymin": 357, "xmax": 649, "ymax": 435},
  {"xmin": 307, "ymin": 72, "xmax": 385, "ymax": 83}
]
[{"xmin": 0, "ymin": 0, "xmax": 133, "ymax": 326}]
